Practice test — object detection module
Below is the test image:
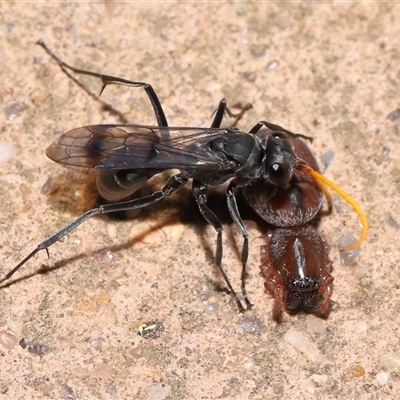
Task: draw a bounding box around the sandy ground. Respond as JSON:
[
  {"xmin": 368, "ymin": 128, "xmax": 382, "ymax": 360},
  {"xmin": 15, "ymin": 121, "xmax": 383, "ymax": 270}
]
[{"xmin": 0, "ymin": 2, "xmax": 399, "ymax": 399}]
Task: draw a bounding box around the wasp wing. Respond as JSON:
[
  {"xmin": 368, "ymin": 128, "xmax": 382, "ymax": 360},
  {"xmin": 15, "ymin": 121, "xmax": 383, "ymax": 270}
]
[{"xmin": 46, "ymin": 124, "xmax": 234, "ymax": 170}]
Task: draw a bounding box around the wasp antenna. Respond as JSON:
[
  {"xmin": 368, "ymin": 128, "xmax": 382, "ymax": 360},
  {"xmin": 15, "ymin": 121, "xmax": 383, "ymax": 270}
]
[
  {"xmin": 319, "ymin": 180, "xmax": 333, "ymax": 214},
  {"xmin": 298, "ymin": 165, "xmax": 368, "ymax": 252}
]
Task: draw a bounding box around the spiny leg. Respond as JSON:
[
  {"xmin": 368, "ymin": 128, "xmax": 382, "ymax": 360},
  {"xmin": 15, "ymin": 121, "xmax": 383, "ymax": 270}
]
[
  {"xmin": 211, "ymin": 98, "xmax": 252, "ymax": 129},
  {"xmin": 0, "ymin": 173, "xmax": 188, "ymax": 284},
  {"xmin": 249, "ymin": 120, "xmax": 313, "ymax": 142},
  {"xmin": 210, "ymin": 99, "xmax": 228, "ymax": 128},
  {"xmin": 226, "ymin": 180, "xmax": 252, "ymax": 310},
  {"xmin": 224, "ymin": 102, "xmax": 253, "ymax": 128},
  {"xmin": 210, "ymin": 99, "xmax": 253, "ymax": 309},
  {"xmin": 37, "ymin": 39, "xmax": 169, "ymax": 130},
  {"xmin": 192, "ymin": 180, "xmax": 245, "ymax": 312}
]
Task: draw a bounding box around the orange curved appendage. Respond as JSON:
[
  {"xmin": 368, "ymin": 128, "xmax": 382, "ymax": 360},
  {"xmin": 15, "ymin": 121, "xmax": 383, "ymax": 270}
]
[
  {"xmin": 319, "ymin": 180, "xmax": 333, "ymax": 214},
  {"xmin": 298, "ymin": 164, "xmax": 368, "ymax": 252}
]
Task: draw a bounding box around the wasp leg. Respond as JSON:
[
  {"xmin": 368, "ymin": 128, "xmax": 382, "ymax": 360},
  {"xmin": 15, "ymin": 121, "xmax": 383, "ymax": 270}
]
[
  {"xmin": 37, "ymin": 40, "xmax": 169, "ymax": 130},
  {"xmin": 192, "ymin": 180, "xmax": 245, "ymax": 312},
  {"xmin": 226, "ymin": 180, "xmax": 252, "ymax": 310},
  {"xmin": 211, "ymin": 98, "xmax": 252, "ymax": 129},
  {"xmin": 249, "ymin": 120, "xmax": 313, "ymax": 142},
  {"xmin": 210, "ymin": 98, "xmax": 228, "ymax": 128},
  {"xmin": 1, "ymin": 173, "xmax": 188, "ymax": 284}
]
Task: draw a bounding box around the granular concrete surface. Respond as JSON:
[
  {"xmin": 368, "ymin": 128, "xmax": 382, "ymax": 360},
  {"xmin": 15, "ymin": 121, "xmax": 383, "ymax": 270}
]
[{"xmin": 0, "ymin": 2, "xmax": 399, "ymax": 400}]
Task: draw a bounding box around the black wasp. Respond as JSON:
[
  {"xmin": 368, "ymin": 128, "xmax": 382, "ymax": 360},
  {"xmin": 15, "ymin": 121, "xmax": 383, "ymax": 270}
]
[{"xmin": 1, "ymin": 41, "xmax": 365, "ymax": 312}]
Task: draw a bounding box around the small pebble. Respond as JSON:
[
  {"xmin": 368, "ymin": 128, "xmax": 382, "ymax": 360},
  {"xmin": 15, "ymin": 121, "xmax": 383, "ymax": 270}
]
[
  {"xmin": 0, "ymin": 331, "xmax": 18, "ymax": 350},
  {"xmin": 376, "ymin": 372, "xmax": 389, "ymax": 386},
  {"xmin": 321, "ymin": 150, "xmax": 335, "ymax": 169},
  {"xmin": 0, "ymin": 142, "xmax": 15, "ymax": 163},
  {"xmin": 129, "ymin": 344, "xmax": 148, "ymax": 359},
  {"xmin": 387, "ymin": 216, "xmax": 400, "ymax": 230},
  {"xmin": 380, "ymin": 354, "xmax": 400, "ymax": 369},
  {"xmin": 61, "ymin": 382, "xmax": 76, "ymax": 400},
  {"xmin": 307, "ymin": 386, "xmax": 315, "ymax": 394},
  {"xmin": 4, "ymin": 102, "xmax": 28, "ymax": 120},
  {"xmin": 338, "ymin": 233, "xmax": 360, "ymax": 264},
  {"xmin": 71, "ymin": 366, "xmax": 90, "ymax": 379},
  {"xmin": 237, "ymin": 315, "xmax": 266, "ymax": 336},
  {"xmin": 92, "ymin": 363, "xmax": 116, "ymax": 379},
  {"xmin": 341, "ymin": 365, "xmax": 365, "ymax": 382},
  {"xmin": 58, "ymin": 331, "xmax": 75, "ymax": 347},
  {"xmin": 95, "ymin": 250, "xmax": 113, "ymax": 266},
  {"xmin": 30, "ymin": 87, "xmax": 47, "ymax": 102},
  {"xmin": 96, "ymin": 294, "xmax": 111, "ymax": 305},
  {"xmin": 273, "ymin": 385, "xmax": 284, "ymax": 395},
  {"xmin": 40, "ymin": 176, "xmax": 53, "ymax": 194},
  {"xmin": 6, "ymin": 320, "xmax": 18, "ymax": 335},
  {"xmin": 203, "ymin": 348, "xmax": 223, "ymax": 365},
  {"xmin": 386, "ymin": 108, "xmax": 400, "ymax": 121},
  {"xmin": 310, "ymin": 374, "xmax": 328, "ymax": 385},
  {"xmin": 266, "ymin": 60, "xmax": 279, "ymax": 71},
  {"xmin": 105, "ymin": 384, "xmax": 117, "ymax": 395},
  {"xmin": 146, "ymin": 384, "xmax": 171, "ymax": 400},
  {"xmin": 353, "ymin": 266, "xmax": 367, "ymax": 278},
  {"xmin": 21, "ymin": 310, "xmax": 32, "ymax": 321},
  {"xmin": 354, "ymin": 321, "xmax": 368, "ymax": 333},
  {"xmin": 283, "ymin": 328, "xmax": 323, "ymax": 363},
  {"xmin": 89, "ymin": 337, "xmax": 104, "ymax": 348},
  {"xmin": 243, "ymin": 71, "xmax": 257, "ymax": 82},
  {"xmin": 380, "ymin": 146, "xmax": 390, "ymax": 160},
  {"xmin": 306, "ymin": 315, "xmax": 326, "ymax": 335},
  {"xmin": 243, "ymin": 358, "xmax": 255, "ymax": 370},
  {"xmin": 250, "ymin": 44, "xmax": 266, "ymax": 58},
  {"xmin": 204, "ymin": 302, "xmax": 220, "ymax": 314}
]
